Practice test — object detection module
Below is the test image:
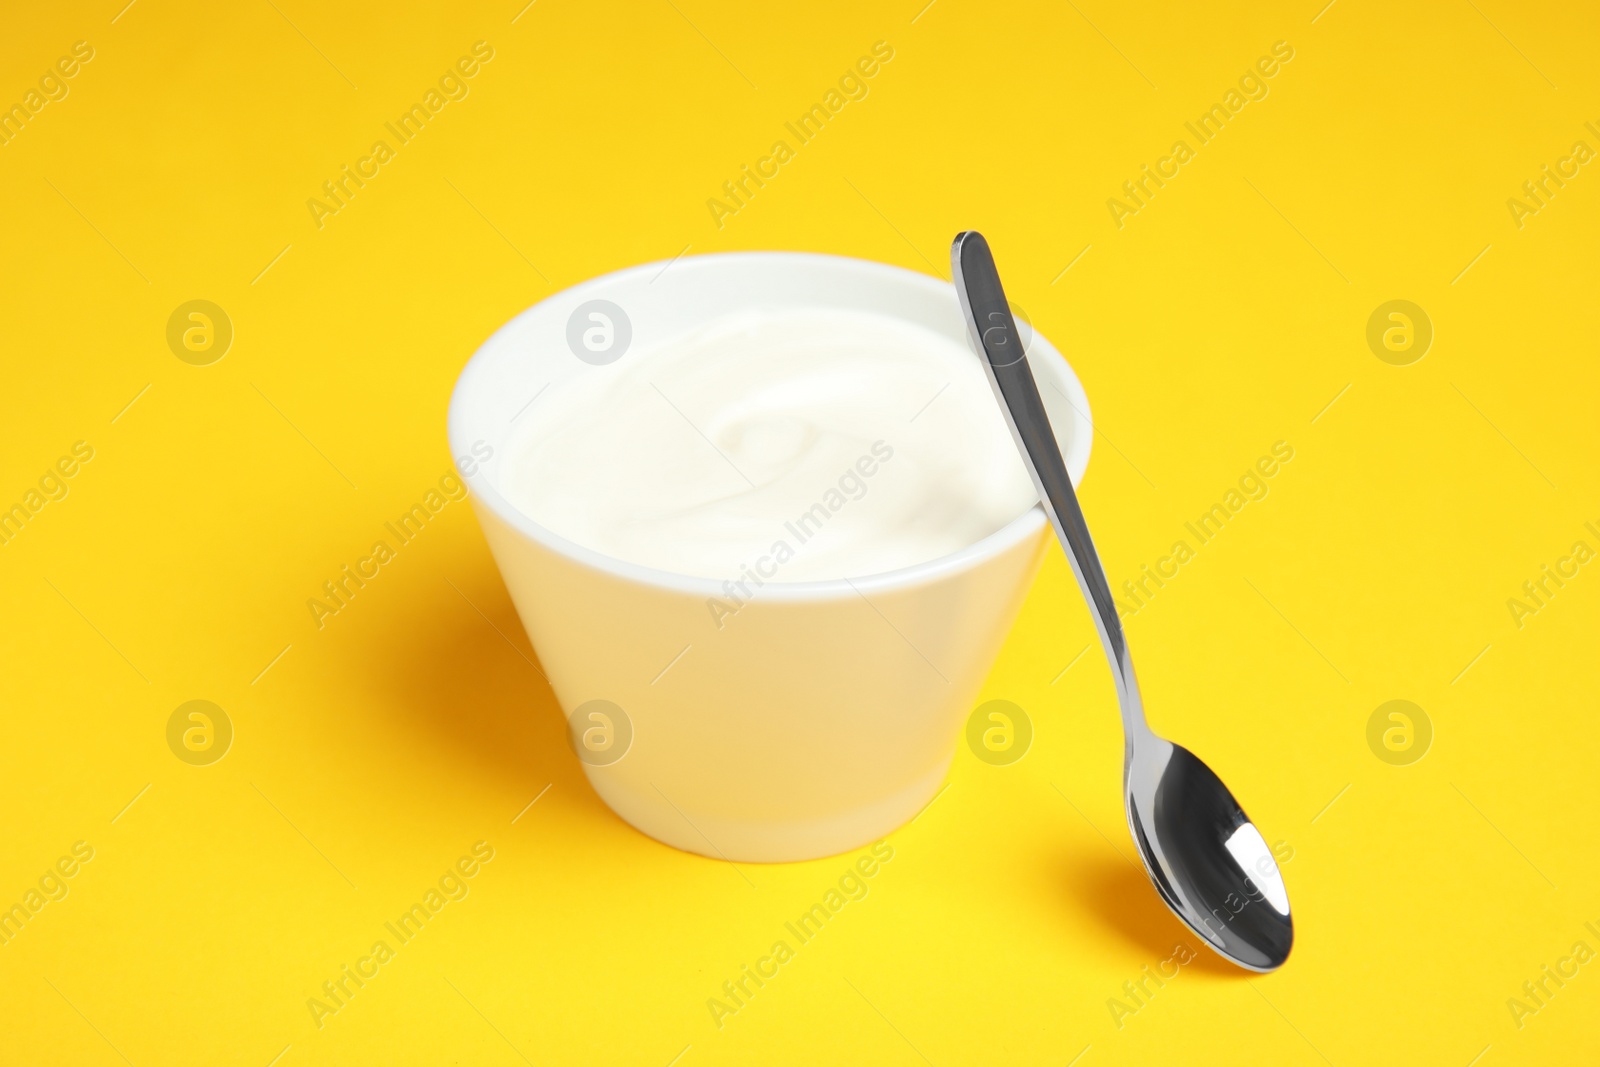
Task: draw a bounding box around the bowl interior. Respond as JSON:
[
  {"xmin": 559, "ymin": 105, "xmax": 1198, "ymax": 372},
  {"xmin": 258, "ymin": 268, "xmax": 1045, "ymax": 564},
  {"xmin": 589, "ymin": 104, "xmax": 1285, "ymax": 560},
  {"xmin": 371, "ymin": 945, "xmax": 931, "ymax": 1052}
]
[{"xmin": 448, "ymin": 251, "xmax": 1093, "ymax": 595}]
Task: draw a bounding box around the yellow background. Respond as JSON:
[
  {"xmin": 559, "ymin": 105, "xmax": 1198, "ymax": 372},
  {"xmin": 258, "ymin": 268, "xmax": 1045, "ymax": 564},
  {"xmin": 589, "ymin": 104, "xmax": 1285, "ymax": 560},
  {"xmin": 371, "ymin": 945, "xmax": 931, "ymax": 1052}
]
[{"xmin": 2, "ymin": 0, "xmax": 1597, "ymax": 1063}]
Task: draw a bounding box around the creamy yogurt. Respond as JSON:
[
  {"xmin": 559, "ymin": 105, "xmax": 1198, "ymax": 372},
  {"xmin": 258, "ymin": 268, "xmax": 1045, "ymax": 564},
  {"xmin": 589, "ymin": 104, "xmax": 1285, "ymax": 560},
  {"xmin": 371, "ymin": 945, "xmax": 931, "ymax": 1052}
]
[{"xmin": 500, "ymin": 306, "xmax": 1036, "ymax": 582}]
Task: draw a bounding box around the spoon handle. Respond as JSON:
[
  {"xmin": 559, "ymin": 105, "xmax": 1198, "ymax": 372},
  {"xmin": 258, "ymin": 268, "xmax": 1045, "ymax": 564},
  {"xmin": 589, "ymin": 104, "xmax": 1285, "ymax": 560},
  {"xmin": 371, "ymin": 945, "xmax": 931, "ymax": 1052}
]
[{"xmin": 951, "ymin": 231, "xmax": 1148, "ymax": 740}]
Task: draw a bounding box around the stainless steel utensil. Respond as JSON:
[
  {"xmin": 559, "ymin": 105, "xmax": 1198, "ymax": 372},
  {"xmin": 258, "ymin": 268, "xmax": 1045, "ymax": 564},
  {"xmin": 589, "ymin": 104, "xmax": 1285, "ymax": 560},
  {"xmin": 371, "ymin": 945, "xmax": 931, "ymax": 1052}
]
[{"xmin": 952, "ymin": 230, "xmax": 1293, "ymax": 972}]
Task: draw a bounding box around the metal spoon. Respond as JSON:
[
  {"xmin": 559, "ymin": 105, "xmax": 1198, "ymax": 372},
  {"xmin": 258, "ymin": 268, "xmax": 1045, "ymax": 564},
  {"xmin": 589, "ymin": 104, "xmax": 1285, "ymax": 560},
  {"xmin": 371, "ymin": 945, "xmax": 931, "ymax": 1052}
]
[{"xmin": 951, "ymin": 231, "xmax": 1293, "ymax": 972}]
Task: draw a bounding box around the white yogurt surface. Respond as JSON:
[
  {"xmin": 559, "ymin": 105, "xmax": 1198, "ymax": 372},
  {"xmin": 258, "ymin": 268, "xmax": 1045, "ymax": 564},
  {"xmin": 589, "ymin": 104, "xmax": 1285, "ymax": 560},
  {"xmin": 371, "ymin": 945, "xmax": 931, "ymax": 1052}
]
[{"xmin": 500, "ymin": 307, "xmax": 1037, "ymax": 582}]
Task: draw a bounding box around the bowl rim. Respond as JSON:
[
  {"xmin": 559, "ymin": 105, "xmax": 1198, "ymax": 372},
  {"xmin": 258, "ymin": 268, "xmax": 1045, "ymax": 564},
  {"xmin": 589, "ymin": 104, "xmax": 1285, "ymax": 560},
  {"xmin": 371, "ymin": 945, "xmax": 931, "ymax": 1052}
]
[{"xmin": 447, "ymin": 250, "xmax": 1092, "ymax": 601}]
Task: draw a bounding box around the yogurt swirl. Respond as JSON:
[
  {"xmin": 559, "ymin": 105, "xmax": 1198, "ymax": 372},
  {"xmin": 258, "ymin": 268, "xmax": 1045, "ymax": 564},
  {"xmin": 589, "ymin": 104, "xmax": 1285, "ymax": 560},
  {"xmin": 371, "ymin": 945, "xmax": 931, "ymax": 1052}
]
[{"xmin": 501, "ymin": 307, "xmax": 1036, "ymax": 582}]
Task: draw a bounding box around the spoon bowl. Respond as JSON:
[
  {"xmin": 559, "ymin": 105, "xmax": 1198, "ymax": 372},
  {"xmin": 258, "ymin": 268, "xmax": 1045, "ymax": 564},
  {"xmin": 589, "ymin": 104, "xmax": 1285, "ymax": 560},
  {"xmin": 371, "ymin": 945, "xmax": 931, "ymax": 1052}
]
[{"xmin": 1128, "ymin": 738, "xmax": 1293, "ymax": 971}]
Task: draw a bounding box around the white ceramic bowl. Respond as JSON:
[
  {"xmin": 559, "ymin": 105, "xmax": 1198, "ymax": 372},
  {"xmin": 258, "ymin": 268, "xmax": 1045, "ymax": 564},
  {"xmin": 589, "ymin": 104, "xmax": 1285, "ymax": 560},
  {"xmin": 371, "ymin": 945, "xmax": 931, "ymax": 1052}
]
[{"xmin": 448, "ymin": 252, "xmax": 1091, "ymax": 862}]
